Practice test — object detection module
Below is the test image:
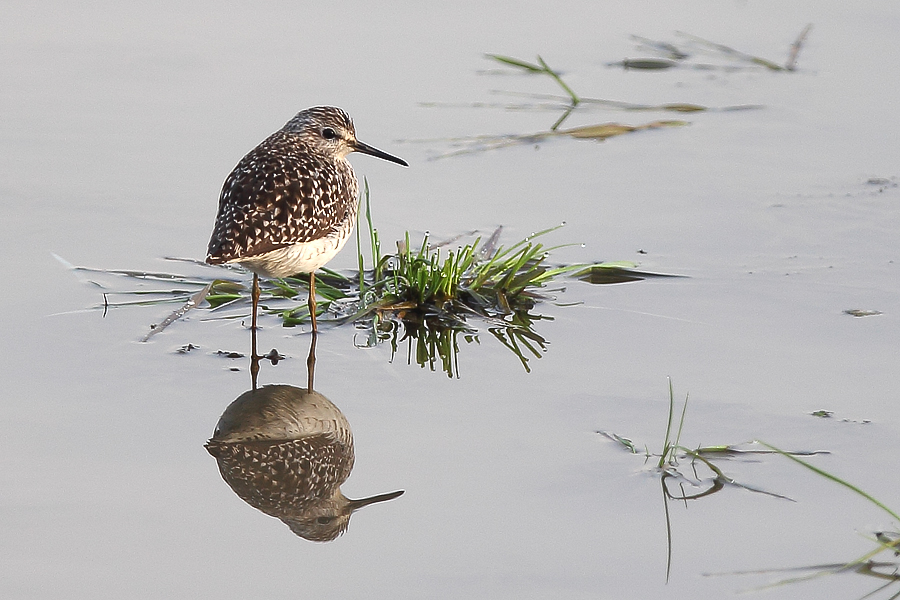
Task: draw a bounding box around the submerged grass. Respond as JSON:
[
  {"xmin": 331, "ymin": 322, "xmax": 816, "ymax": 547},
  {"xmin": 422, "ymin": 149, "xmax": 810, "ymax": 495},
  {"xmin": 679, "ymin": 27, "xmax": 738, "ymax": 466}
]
[
  {"xmin": 617, "ymin": 26, "xmax": 813, "ymax": 72},
  {"xmin": 415, "ymin": 119, "xmax": 690, "ymax": 159},
  {"xmin": 717, "ymin": 443, "xmax": 900, "ymax": 595},
  {"xmin": 414, "ymin": 33, "xmax": 802, "ymax": 157},
  {"xmin": 484, "ymin": 53, "xmax": 699, "ymax": 132},
  {"xmin": 602, "ymin": 382, "xmax": 900, "ymax": 593},
  {"xmin": 598, "ymin": 379, "xmax": 816, "ymax": 500},
  {"xmin": 485, "ymin": 54, "xmax": 580, "ymax": 130},
  {"xmin": 599, "ymin": 380, "xmax": 816, "ymax": 582}
]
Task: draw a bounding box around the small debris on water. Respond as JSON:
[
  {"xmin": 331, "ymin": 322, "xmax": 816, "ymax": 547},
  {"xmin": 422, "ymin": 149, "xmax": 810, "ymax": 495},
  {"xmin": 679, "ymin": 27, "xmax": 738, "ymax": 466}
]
[
  {"xmin": 263, "ymin": 349, "xmax": 285, "ymax": 364},
  {"xmin": 843, "ymin": 309, "xmax": 882, "ymax": 317}
]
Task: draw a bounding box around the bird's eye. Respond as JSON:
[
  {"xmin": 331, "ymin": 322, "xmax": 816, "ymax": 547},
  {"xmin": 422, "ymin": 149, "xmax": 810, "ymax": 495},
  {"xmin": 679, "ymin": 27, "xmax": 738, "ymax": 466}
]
[
  {"xmin": 321, "ymin": 127, "xmax": 337, "ymax": 140},
  {"xmin": 316, "ymin": 516, "xmax": 335, "ymax": 524}
]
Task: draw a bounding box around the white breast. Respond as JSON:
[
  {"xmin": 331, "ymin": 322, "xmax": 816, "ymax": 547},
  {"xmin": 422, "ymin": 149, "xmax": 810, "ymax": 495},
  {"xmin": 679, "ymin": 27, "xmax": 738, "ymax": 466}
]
[{"xmin": 231, "ymin": 227, "xmax": 354, "ymax": 279}]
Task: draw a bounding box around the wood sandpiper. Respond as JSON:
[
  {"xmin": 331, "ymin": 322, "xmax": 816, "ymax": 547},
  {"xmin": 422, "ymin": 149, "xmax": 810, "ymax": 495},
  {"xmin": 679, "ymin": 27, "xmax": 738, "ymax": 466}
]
[{"xmin": 206, "ymin": 106, "xmax": 407, "ymax": 336}]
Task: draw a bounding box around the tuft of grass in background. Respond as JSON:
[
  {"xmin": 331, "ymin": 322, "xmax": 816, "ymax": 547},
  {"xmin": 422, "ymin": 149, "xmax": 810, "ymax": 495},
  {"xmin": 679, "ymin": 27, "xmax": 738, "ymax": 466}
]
[
  {"xmin": 414, "ymin": 34, "xmax": 799, "ymax": 158},
  {"xmin": 484, "ymin": 53, "xmax": 695, "ymax": 132},
  {"xmin": 614, "ymin": 26, "xmax": 813, "ymax": 72},
  {"xmin": 485, "ymin": 54, "xmax": 580, "ymax": 130}
]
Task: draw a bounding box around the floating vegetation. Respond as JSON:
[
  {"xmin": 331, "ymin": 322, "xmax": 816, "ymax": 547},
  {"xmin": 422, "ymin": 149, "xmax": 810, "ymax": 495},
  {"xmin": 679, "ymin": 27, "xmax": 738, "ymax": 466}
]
[
  {"xmin": 844, "ymin": 309, "xmax": 882, "ymax": 318},
  {"xmin": 484, "ymin": 53, "xmax": 758, "ymax": 114},
  {"xmin": 482, "ymin": 53, "xmax": 719, "ymax": 132},
  {"xmin": 58, "ymin": 185, "xmax": 678, "ymax": 376},
  {"xmin": 714, "ymin": 442, "xmax": 900, "ymax": 596},
  {"xmin": 484, "ymin": 54, "xmax": 580, "ymax": 130},
  {"xmin": 420, "ymin": 95, "xmax": 759, "ymax": 114},
  {"xmin": 410, "ymin": 49, "xmax": 763, "ymax": 157},
  {"xmin": 482, "ymin": 51, "xmax": 764, "ymax": 114},
  {"xmin": 599, "ymin": 379, "xmax": 821, "ymax": 497},
  {"xmin": 416, "ymin": 29, "xmax": 809, "ymax": 156},
  {"xmin": 614, "ymin": 26, "xmax": 813, "ymax": 72},
  {"xmin": 866, "ymin": 177, "xmax": 898, "ymax": 192},
  {"xmin": 599, "ymin": 379, "xmax": 827, "ymax": 582},
  {"xmin": 412, "ymin": 119, "xmax": 689, "ymax": 159}
]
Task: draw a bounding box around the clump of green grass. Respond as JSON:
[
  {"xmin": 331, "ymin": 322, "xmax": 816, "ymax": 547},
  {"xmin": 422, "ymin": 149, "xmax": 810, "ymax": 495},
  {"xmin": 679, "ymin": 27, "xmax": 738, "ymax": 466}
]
[
  {"xmin": 319, "ymin": 183, "xmax": 604, "ymax": 374},
  {"xmin": 61, "ymin": 185, "xmax": 673, "ymax": 372},
  {"xmin": 339, "ymin": 183, "xmax": 675, "ymax": 342},
  {"xmin": 383, "ymin": 226, "xmax": 572, "ymax": 306},
  {"xmin": 352, "ymin": 178, "xmax": 585, "ymax": 306}
]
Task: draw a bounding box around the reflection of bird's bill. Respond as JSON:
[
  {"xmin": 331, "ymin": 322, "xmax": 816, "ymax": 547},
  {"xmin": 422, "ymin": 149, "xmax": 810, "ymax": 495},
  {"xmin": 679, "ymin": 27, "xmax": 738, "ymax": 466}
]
[
  {"xmin": 346, "ymin": 489, "xmax": 405, "ymax": 513},
  {"xmin": 352, "ymin": 140, "xmax": 409, "ymax": 167}
]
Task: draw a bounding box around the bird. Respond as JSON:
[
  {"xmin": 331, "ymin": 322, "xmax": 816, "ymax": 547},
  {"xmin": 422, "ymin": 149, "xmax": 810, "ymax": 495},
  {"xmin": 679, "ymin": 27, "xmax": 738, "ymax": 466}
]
[
  {"xmin": 205, "ymin": 106, "xmax": 408, "ymax": 336},
  {"xmin": 205, "ymin": 384, "xmax": 404, "ymax": 541}
]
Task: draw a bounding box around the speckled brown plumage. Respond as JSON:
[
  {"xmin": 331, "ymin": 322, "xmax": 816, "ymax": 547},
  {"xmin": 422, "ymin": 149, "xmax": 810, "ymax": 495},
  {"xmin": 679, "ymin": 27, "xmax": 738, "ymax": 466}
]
[
  {"xmin": 205, "ymin": 434, "xmax": 355, "ymax": 540},
  {"xmin": 204, "ymin": 106, "xmax": 406, "ymax": 334},
  {"xmin": 206, "ymin": 385, "xmax": 404, "ymax": 542},
  {"xmin": 206, "ymin": 106, "xmax": 406, "ymax": 277}
]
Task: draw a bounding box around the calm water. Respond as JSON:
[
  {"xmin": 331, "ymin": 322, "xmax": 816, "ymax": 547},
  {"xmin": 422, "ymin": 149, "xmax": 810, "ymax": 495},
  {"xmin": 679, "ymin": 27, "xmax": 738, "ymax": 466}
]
[{"xmin": 2, "ymin": 1, "xmax": 899, "ymax": 598}]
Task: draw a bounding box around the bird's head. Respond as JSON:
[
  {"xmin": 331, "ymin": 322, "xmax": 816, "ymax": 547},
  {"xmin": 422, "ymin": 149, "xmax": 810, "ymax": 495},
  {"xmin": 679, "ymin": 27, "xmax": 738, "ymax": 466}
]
[{"xmin": 283, "ymin": 106, "xmax": 408, "ymax": 166}]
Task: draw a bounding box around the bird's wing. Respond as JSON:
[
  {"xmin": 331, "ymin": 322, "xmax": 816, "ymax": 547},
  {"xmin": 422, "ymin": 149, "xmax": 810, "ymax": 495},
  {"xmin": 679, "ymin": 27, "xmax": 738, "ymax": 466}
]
[{"xmin": 206, "ymin": 132, "xmax": 357, "ymax": 263}]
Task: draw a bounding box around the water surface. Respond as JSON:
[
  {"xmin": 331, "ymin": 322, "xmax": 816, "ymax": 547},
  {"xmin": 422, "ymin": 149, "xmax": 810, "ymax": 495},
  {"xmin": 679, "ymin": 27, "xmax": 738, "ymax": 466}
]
[{"xmin": 2, "ymin": 2, "xmax": 899, "ymax": 598}]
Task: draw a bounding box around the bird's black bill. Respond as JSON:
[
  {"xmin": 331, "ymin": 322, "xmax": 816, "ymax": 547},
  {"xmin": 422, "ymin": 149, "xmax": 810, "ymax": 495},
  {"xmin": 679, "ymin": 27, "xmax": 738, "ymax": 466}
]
[
  {"xmin": 353, "ymin": 140, "xmax": 409, "ymax": 167},
  {"xmin": 345, "ymin": 489, "xmax": 405, "ymax": 513}
]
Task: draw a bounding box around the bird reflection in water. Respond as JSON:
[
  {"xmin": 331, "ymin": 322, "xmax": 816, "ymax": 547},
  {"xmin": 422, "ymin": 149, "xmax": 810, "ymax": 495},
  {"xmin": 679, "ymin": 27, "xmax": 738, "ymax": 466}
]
[{"xmin": 206, "ymin": 332, "xmax": 403, "ymax": 541}]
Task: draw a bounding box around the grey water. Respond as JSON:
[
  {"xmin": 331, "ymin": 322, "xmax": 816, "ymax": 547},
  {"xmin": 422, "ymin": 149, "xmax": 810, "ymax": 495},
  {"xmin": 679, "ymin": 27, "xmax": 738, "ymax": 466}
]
[{"xmin": 2, "ymin": 1, "xmax": 899, "ymax": 598}]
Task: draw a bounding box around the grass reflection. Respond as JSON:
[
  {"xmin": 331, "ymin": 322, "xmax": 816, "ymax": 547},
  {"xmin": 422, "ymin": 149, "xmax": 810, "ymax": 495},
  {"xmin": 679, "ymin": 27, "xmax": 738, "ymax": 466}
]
[{"xmin": 353, "ymin": 304, "xmax": 551, "ymax": 377}]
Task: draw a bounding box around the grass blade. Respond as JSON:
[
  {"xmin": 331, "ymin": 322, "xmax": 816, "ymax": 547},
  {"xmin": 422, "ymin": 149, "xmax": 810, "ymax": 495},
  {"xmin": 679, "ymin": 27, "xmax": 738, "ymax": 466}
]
[{"xmin": 758, "ymin": 441, "xmax": 900, "ymax": 522}]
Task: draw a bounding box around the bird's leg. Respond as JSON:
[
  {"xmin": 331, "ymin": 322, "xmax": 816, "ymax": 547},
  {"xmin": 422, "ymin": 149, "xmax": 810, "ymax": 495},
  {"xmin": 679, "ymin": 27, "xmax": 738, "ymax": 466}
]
[
  {"xmin": 251, "ymin": 274, "xmax": 261, "ymax": 352},
  {"xmin": 306, "ymin": 328, "xmax": 317, "ymax": 392},
  {"xmin": 250, "ymin": 273, "xmax": 261, "ymax": 389},
  {"xmin": 308, "ymin": 272, "xmax": 318, "ymax": 333},
  {"xmin": 250, "ymin": 352, "xmax": 260, "ymax": 390}
]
